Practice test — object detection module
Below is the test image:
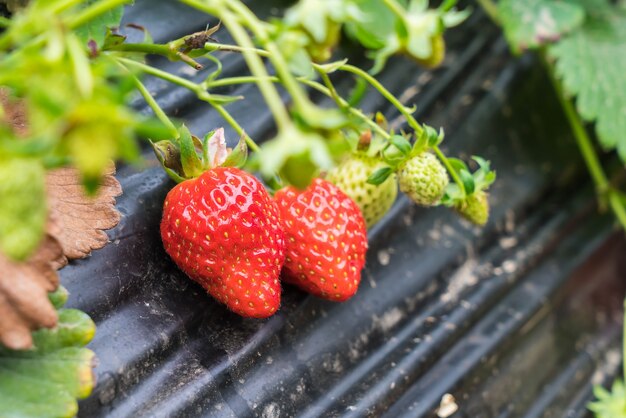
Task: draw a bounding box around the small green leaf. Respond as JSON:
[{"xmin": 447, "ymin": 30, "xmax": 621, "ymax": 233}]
[
  {"xmin": 315, "ymin": 58, "xmax": 349, "ymax": 73},
  {"xmin": 367, "ymin": 166, "xmax": 393, "ymax": 185},
  {"xmin": 389, "ymin": 135, "xmax": 412, "ymax": 155},
  {"xmin": 207, "ymin": 94, "xmax": 244, "ymax": 105},
  {"xmin": 222, "ymin": 134, "xmax": 248, "ymax": 168},
  {"xmin": 177, "ymin": 125, "xmax": 203, "ymax": 178},
  {"xmin": 588, "ymin": 380, "xmax": 626, "ymax": 418},
  {"xmin": 0, "ymin": 158, "xmax": 46, "ymax": 260},
  {"xmin": 460, "ymin": 169, "xmax": 475, "ymax": 195},
  {"xmin": 446, "ymin": 157, "xmax": 468, "ymax": 174},
  {"xmin": 498, "ymin": 0, "xmax": 585, "ymax": 52}
]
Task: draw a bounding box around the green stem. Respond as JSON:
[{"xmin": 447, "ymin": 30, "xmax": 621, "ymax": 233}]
[
  {"xmin": 179, "ymin": 0, "xmax": 292, "ymax": 132},
  {"xmin": 207, "ymin": 75, "xmax": 279, "ymax": 88},
  {"xmin": 299, "ymin": 79, "xmax": 389, "ymax": 139},
  {"xmin": 212, "ymin": 104, "xmax": 260, "ymax": 153},
  {"xmin": 205, "ymin": 42, "xmax": 270, "ymax": 57},
  {"xmin": 226, "ymin": 1, "xmax": 319, "ymax": 118},
  {"xmin": 115, "ymin": 61, "xmax": 179, "ymax": 138},
  {"xmin": 338, "ymin": 64, "xmax": 422, "ymax": 134},
  {"xmin": 217, "ymin": 8, "xmax": 292, "ymax": 131},
  {"xmin": 206, "ymin": 74, "xmax": 390, "ymax": 139},
  {"xmin": 115, "ymin": 56, "xmax": 261, "ymax": 152},
  {"xmin": 105, "ymin": 43, "xmax": 203, "ymax": 69},
  {"xmin": 105, "ymin": 43, "xmax": 172, "ymax": 56},
  {"xmin": 476, "ymin": 0, "xmax": 501, "ymax": 24},
  {"xmin": 316, "ymin": 68, "xmax": 347, "ymax": 111},
  {"xmin": 543, "ymin": 53, "xmax": 626, "ymax": 231},
  {"xmin": 337, "ymin": 63, "xmax": 465, "ymax": 192},
  {"xmin": 117, "ymin": 57, "xmax": 199, "ymax": 92}
]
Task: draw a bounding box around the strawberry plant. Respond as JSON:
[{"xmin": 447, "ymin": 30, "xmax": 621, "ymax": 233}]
[
  {"xmin": 475, "ymin": 0, "xmax": 626, "ymax": 415},
  {"xmin": 0, "ymin": 0, "xmax": 497, "ymax": 415}
]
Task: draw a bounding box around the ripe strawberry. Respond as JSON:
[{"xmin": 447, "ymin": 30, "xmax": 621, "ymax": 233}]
[
  {"xmin": 325, "ymin": 154, "xmax": 398, "ymax": 228},
  {"xmin": 274, "ymin": 178, "xmax": 367, "ymax": 301},
  {"xmin": 455, "ymin": 190, "xmax": 489, "ymax": 226},
  {"xmin": 397, "ymin": 152, "xmax": 449, "ymax": 206},
  {"xmin": 160, "ymin": 167, "xmax": 285, "ymax": 318}
]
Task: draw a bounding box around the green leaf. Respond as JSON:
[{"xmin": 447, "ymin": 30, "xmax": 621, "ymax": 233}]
[
  {"xmin": 498, "ymin": 0, "xmax": 585, "ymax": 52},
  {"xmin": 177, "ymin": 125, "xmax": 203, "ymax": 178},
  {"xmin": 460, "ymin": 169, "xmax": 475, "ymax": 195},
  {"xmin": 222, "ymin": 134, "xmax": 248, "ymax": 169},
  {"xmin": 367, "ymin": 166, "xmax": 393, "ymax": 185},
  {"xmin": 588, "ymin": 380, "xmax": 626, "ymax": 418},
  {"xmin": 389, "ymin": 135, "xmax": 412, "ymax": 155},
  {"xmin": 315, "ymin": 58, "xmax": 348, "ymax": 73},
  {"xmin": 346, "ymin": 0, "xmax": 408, "ymax": 50},
  {"xmin": 0, "ymin": 303, "xmax": 96, "ymax": 418},
  {"xmin": 74, "ymin": 0, "xmax": 127, "ymax": 47},
  {"xmin": 549, "ymin": 6, "xmax": 626, "ymax": 160},
  {"xmin": 0, "ymin": 158, "xmax": 46, "ymax": 260}
]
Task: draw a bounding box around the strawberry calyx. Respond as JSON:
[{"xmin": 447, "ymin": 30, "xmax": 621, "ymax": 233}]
[
  {"xmin": 366, "ymin": 122, "xmax": 443, "ymax": 187},
  {"xmin": 151, "ymin": 124, "xmax": 247, "ymax": 183},
  {"xmin": 441, "ymin": 156, "xmax": 496, "ymax": 225}
]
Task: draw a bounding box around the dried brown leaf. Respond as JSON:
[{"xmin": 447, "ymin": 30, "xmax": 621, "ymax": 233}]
[
  {"xmin": 0, "ymin": 88, "xmax": 28, "ymax": 136},
  {"xmin": 1, "ymin": 92, "xmax": 123, "ymax": 349},
  {"xmin": 0, "ymin": 235, "xmax": 61, "ymax": 350},
  {"xmin": 46, "ymin": 166, "xmax": 122, "ymax": 264}
]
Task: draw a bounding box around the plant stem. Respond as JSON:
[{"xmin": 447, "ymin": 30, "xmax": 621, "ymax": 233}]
[
  {"xmin": 213, "ymin": 104, "xmax": 260, "ymax": 153},
  {"xmin": 316, "ymin": 68, "xmax": 347, "ymax": 112},
  {"xmin": 105, "ymin": 43, "xmax": 203, "ymax": 69},
  {"xmin": 205, "ymin": 42, "xmax": 270, "ymax": 57},
  {"xmin": 115, "ymin": 61, "xmax": 179, "ymax": 138},
  {"xmin": 338, "ymin": 64, "xmax": 422, "ymax": 134},
  {"xmin": 115, "ymin": 57, "xmax": 261, "ymax": 152},
  {"xmin": 299, "ymin": 79, "xmax": 389, "ymax": 139},
  {"xmin": 117, "ymin": 57, "xmax": 199, "ymax": 92},
  {"xmin": 337, "ymin": 63, "xmax": 466, "ymax": 193},
  {"xmin": 226, "ymin": 1, "xmax": 321, "ymax": 119},
  {"xmin": 207, "ymin": 75, "xmax": 279, "ymax": 88},
  {"xmin": 543, "ymin": 53, "xmax": 626, "ymax": 231},
  {"xmin": 217, "ymin": 7, "xmax": 292, "ymax": 132},
  {"xmin": 476, "ymin": 0, "xmax": 501, "ymax": 24},
  {"xmin": 206, "ymin": 74, "xmax": 390, "ymax": 139}
]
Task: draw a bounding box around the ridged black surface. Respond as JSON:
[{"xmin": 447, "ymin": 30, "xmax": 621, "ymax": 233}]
[{"xmin": 60, "ymin": 1, "xmax": 625, "ymax": 417}]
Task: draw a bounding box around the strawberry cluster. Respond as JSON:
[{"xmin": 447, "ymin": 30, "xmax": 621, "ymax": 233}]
[{"xmin": 157, "ymin": 128, "xmax": 367, "ymax": 318}]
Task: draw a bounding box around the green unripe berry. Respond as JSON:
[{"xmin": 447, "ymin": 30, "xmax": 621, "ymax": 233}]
[
  {"xmin": 398, "ymin": 152, "xmax": 448, "ymax": 206},
  {"xmin": 326, "ymin": 154, "xmax": 398, "ymax": 228},
  {"xmin": 455, "ymin": 190, "xmax": 489, "ymax": 226}
]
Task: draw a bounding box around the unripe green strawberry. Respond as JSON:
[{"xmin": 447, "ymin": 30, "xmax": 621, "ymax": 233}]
[
  {"xmin": 326, "ymin": 154, "xmax": 398, "ymax": 227},
  {"xmin": 409, "ymin": 34, "xmax": 445, "ymax": 69},
  {"xmin": 397, "ymin": 152, "xmax": 448, "ymax": 206},
  {"xmin": 455, "ymin": 190, "xmax": 489, "ymax": 226}
]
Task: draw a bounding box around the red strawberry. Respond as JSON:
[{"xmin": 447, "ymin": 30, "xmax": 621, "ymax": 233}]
[
  {"xmin": 274, "ymin": 178, "xmax": 368, "ymax": 301},
  {"xmin": 160, "ymin": 167, "xmax": 285, "ymax": 318}
]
